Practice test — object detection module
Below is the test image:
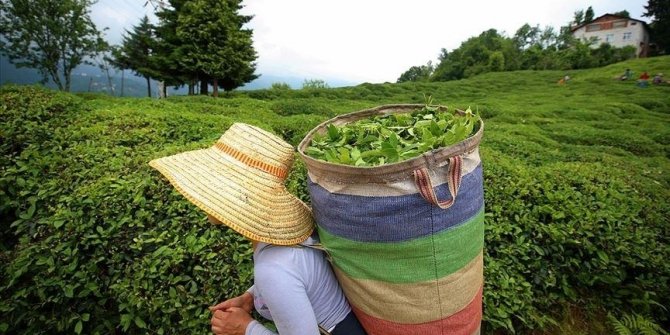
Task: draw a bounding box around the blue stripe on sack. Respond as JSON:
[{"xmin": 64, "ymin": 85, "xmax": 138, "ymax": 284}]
[{"xmin": 309, "ymin": 164, "xmax": 484, "ymax": 243}]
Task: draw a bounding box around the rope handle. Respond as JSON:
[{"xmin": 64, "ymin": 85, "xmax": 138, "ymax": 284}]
[{"xmin": 413, "ymin": 156, "xmax": 463, "ymax": 209}]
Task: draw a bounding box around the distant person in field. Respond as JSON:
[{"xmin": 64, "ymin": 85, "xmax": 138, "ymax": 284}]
[
  {"xmin": 653, "ymin": 73, "xmax": 664, "ymax": 85},
  {"xmin": 620, "ymin": 68, "xmax": 632, "ymax": 80},
  {"xmin": 149, "ymin": 123, "xmax": 367, "ymax": 335},
  {"xmin": 638, "ymin": 71, "xmax": 650, "ymax": 87}
]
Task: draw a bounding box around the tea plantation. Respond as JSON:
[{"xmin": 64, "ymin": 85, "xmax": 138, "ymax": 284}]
[{"xmin": 1, "ymin": 56, "xmax": 669, "ymax": 334}]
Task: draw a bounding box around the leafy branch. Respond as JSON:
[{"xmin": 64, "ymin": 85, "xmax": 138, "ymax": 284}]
[{"xmin": 305, "ymin": 103, "xmax": 480, "ymax": 166}]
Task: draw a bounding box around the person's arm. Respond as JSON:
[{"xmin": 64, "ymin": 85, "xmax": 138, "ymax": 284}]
[{"xmin": 209, "ymin": 289, "xmax": 254, "ymax": 314}]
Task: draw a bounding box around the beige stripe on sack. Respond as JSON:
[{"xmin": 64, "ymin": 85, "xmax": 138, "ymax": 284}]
[{"xmin": 334, "ymin": 251, "xmax": 483, "ymax": 324}]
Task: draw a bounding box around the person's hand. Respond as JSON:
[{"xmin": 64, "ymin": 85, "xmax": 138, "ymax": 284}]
[
  {"xmin": 209, "ymin": 292, "xmax": 254, "ymax": 314},
  {"xmin": 210, "ymin": 307, "xmax": 253, "ymax": 335}
]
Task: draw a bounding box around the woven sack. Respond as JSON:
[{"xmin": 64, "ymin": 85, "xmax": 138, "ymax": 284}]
[{"xmin": 298, "ymin": 104, "xmax": 485, "ymax": 335}]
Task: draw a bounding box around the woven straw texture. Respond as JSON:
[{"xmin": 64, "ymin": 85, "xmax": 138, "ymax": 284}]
[
  {"xmin": 150, "ymin": 123, "xmax": 314, "ymax": 245},
  {"xmin": 298, "ymin": 105, "xmax": 484, "ymax": 335}
]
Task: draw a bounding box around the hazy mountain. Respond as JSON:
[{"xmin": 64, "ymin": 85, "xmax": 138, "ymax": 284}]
[{"xmin": 1, "ymin": 57, "xmax": 356, "ymax": 95}]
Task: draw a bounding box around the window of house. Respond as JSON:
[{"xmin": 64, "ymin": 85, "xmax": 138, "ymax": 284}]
[
  {"xmin": 613, "ymin": 20, "xmax": 627, "ymax": 28},
  {"xmin": 623, "ymin": 32, "xmax": 632, "ymax": 40},
  {"xmin": 586, "ymin": 24, "xmax": 601, "ymax": 32},
  {"xmin": 606, "ymin": 34, "xmax": 615, "ymax": 43}
]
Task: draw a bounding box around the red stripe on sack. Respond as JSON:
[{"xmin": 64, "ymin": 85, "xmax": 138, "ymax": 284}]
[
  {"xmin": 214, "ymin": 142, "xmax": 288, "ymax": 179},
  {"xmin": 414, "ymin": 169, "xmax": 432, "ymax": 205},
  {"xmin": 449, "ymin": 156, "xmax": 460, "ymax": 196},
  {"xmin": 352, "ymin": 286, "xmax": 482, "ymax": 335},
  {"xmin": 454, "ymin": 156, "xmax": 462, "ymax": 191}
]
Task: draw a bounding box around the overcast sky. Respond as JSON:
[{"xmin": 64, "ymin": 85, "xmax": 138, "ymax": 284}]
[{"xmin": 91, "ymin": 0, "xmax": 649, "ymax": 84}]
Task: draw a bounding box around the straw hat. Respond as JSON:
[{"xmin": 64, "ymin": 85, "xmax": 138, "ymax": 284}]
[{"xmin": 149, "ymin": 123, "xmax": 314, "ymax": 245}]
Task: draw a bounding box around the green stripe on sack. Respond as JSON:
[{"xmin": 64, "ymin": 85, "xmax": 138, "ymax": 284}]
[{"xmin": 318, "ymin": 209, "xmax": 485, "ymax": 283}]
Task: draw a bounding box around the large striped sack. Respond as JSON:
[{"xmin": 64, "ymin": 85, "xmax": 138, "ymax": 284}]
[{"xmin": 298, "ymin": 104, "xmax": 485, "ymax": 335}]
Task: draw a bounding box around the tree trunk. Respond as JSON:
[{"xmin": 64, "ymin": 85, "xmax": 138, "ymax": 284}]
[
  {"xmin": 50, "ymin": 68, "xmax": 64, "ymax": 91},
  {"xmin": 158, "ymin": 81, "xmax": 166, "ymax": 99},
  {"xmin": 120, "ymin": 70, "xmax": 125, "ymax": 97},
  {"xmin": 200, "ymin": 79, "xmax": 208, "ymax": 95},
  {"xmin": 212, "ymin": 79, "xmax": 219, "ymax": 97},
  {"xmin": 105, "ymin": 67, "xmax": 114, "ymax": 96},
  {"xmin": 63, "ymin": 61, "xmax": 72, "ymax": 92},
  {"xmin": 146, "ymin": 76, "xmax": 151, "ymax": 97},
  {"xmin": 188, "ymin": 82, "xmax": 194, "ymax": 95}
]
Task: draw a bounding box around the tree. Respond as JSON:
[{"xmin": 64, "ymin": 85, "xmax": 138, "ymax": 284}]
[
  {"xmin": 613, "ymin": 10, "xmax": 630, "ymax": 18},
  {"xmin": 0, "ymin": 0, "xmax": 107, "ymax": 91},
  {"xmin": 430, "ymin": 29, "xmax": 518, "ymax": 81},
  {"xmin": 397, "ymin": 61, "xmax": 434, "ymax": 83},
  {"xmin": 153, "ymin": 0, "xmax": 193, "ymax": 94},
  {"xmin": 302, "ymin": 79, "xmax": 329, "ymax": 89},
  {"xmin": 173, "ymin": 0, "xmax": 258, "ymax": 96},
  {"xmin": 487, "ymin": 51, "xmax": 505, "ymax": 72},
  {"xmin": 514, "ymin": 23, "xmax": 541, "ymax": 50},
  {"xmin": 573, "ymin": 9, "xmax": 585, "ymax": 26},
  {"xmin": 271, "ymin": 82, "xmax": 291, "ymax": 90},
  {"xmin": 112, "ymin": 16, "xmax": 158, "ymax": 97},
  {"xmin": 584, "ymin": 6, "xmax": 595, "ymax": 23},
  {"xmin": 644, "ymin": 0, "xmax": 670, "ymax": 54}
]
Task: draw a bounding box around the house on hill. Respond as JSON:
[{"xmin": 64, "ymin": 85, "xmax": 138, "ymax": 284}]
[{"xmin": 571, "ymin": 14, "xmax": 650, "ymax": 57}]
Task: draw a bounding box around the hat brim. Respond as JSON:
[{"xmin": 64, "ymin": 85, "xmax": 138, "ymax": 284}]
[{"xmin": 149, "ymin": 147, "xmax": 314, "ymax": 245}]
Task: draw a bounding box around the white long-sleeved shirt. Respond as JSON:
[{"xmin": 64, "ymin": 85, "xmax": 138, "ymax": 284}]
[{"xmin": 245, "ymin": 237, "xmax": 351, "ymax": 335}]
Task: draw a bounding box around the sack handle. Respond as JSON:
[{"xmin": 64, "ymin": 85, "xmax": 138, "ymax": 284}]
[{"xmin": 413, "ymin": 156, "xmax": 463, "ymax": 209}]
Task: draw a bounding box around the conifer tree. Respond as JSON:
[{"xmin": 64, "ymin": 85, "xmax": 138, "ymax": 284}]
[{"xmin": 112, "ymin": 16, "xmax": 157, "ymax": 97}]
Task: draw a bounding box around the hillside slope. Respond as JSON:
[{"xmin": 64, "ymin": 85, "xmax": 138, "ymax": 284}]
[{"xmin": 1, "ymin": 56, "xmax": 669, "ymax": 335}]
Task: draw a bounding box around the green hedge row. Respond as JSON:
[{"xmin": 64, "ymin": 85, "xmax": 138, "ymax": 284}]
[
  {"xmin": 0, "ymin": 87, "xmax": 256, "ymax": 334},
  {"xmin": 1, "ymin": 84, "xmax": 669, "ymax": 334}
]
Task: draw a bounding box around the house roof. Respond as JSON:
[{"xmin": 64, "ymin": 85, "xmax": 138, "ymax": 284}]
[{"xmin": 570, "ymin": 13, "xmax": 649, "ymax": 32}]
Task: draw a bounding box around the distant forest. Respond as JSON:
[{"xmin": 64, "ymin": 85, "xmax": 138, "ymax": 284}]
[{"xmin": 397, "ymin": 5, "xmax": 669, "ymax": 83}]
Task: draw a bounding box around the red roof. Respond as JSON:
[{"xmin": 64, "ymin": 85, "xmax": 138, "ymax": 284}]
[{"xmin": 570, "ymin": 13, "xmax": 648, "ymax": 32}]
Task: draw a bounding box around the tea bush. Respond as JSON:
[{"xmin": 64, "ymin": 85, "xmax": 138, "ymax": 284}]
[
  {"xmin": 0, "ymin": 86, "xmax": 257, "ymax": 334},
  {"xmin": 1, "ymin": 56, "xmax": 669, "ymax": 334}
]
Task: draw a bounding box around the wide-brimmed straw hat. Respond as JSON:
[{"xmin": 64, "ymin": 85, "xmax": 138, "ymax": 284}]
[{"xmin": 149, "ymin": 123, "xmax": 314, "ymax": 245}]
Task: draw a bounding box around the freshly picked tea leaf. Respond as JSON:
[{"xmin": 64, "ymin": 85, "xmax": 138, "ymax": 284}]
[{"xmin": 305, "ymin": 105, "xmax": 480, "ymax": 166}]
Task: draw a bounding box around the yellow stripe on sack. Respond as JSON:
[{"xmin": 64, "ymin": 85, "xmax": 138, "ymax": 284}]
[{"xmin": 334, "ymin": 251, "xmax": 483, "ymax": 324}]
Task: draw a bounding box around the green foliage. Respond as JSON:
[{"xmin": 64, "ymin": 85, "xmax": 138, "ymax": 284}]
[
  {"xmin": 644, "ymin": 0, "xmax": 670, "ymax": 54},
  {"xmin": 305, "ymin": 106, "xmax": 480, "ymax": 166},
  {"xmin": 1, "ymin": 56, "xmax": 669, "ymax": 334},
  {"xmin": 608, "ymin": 313, "xmax": 669, "ymax": 335},
  {"xmin": 270, "ymin": 100, "xmax": 334, "ymax": 117},
  {"xmin": 302, "ymin": 79, "xmax": 330, "ymax": 89},
  {"xmin": 431, "ymin": 29, "xmax": 520, "ymax": 81},
  {"xmin": 0, "ymin": 86, "xmax": 256, "ymax": 334},
  {"xmin": 270, "ymin": 82, "xmax": 291, "ymax": 90},
  {"xmin": 422, "ymin": 17, "xmax": 639, "ymax": 82},
  {"xmin": 0, "ymin": 0, "xmax": 107, "ymax": 91},
  {"xmin": 584, "ymin": 6, "xmax": 595, "ymax": 23},
  {"xmin": 111, "ymin": 16, "xmax": 157, "ymax": 97},
  {"xmin": 173, "ymin": 0, "xmax": 258, "ymax": 94},
  {"xmin": 614, "ymin": 10, "xmax": 631, "ymax": 18},
  {"xmin": 397, "ymin": 61, "xmax": 434, "ymax": 83}
]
